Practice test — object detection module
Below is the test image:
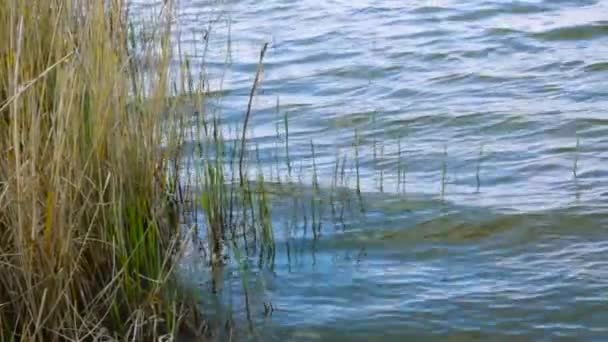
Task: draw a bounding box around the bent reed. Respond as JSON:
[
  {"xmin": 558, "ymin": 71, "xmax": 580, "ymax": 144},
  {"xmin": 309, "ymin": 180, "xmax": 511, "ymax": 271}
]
[{"xmin": 0, "ymin": 0, "xmax": 206, "ymax": 340}]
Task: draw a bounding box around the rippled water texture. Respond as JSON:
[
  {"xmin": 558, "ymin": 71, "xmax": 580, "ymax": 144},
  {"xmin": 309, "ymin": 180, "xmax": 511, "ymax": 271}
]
[{"xmin": 133, "ymin": 0, "xmax": 608, "ymax": 340}]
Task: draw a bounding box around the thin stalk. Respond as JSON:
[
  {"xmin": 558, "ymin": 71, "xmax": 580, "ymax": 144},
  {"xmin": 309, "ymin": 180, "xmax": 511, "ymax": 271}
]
[
  {"xmin": 476, "ymin": 144, "xmax": 484, "ymax": 193},
  {"xmin": 573, "ymin": 136, "xmax": 580, "ymax": 179},
  {"xmin": 379, "ymin": 141, "xmax": 384, "ymax": 193},
  {"xmin": 441, "ymin": 144, "xmax": 447, "ymax": 200},
  {"xmin": 397, "ymin": 133, "xmax": 403, "ymax": 191},
  {"xmin": 239, "ymin": 42, "xmax": 268, "ymax": 186},
  {"xmin": 354, "ymin": 129, "xmax": 361, "ymax": 196},
  {"xmin": 284, "ymin": 110, "xmax": 291, "ymax": 178}
]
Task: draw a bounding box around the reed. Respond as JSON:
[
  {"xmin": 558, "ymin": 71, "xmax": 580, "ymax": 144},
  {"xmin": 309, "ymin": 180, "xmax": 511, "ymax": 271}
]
[
  {"xmin": 0, "ymin": 0, "xmax": 209, "ymax": 340},
  {"xmin": 330, "ymin": 149, "xmax": 341, "ymax": 221},
  {"xmin": 284, "ymin": 110, "xmax": 292, "ymax": 178},
  {"xmin": 379, "ymin": 141, "xmax": 385, "ymax": 193},
  {"xmin": 397, "ymin": 132, "xmax": 405, "ymax": 194},
  {"xmin": 476, "ymin": 144, "xmax": 484, "ymax": 192},
  {"xmin": 573, "ymin": 136, "xmax": 580, "ymax": 179},
  {"xmin": 310, "ymin": 141, "xmax": 319, "ymax": 238},
  {"xmin": 441, "ymin": 144, "xmax": 448, "ymax": 200},
  {"xmin": 354, "ymin": 129, "xmax": 362, "ymax": 196}
]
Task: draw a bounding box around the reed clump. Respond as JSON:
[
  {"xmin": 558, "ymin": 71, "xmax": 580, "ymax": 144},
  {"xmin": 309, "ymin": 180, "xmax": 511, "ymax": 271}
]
[{"xmin": 0, "ymin": 0, "xmax": 205, "ymax": 340}]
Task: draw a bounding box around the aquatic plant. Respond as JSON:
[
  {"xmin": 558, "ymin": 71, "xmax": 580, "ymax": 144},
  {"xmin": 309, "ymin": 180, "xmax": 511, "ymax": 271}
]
[{"xmin": 0, "ymin": 0, "xmax": 207, "ymax": 340}]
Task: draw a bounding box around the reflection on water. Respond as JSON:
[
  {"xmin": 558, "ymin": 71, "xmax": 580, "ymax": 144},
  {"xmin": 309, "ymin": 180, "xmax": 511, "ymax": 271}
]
[{"xmin": 134, "ymin": 0, "xmax": 608, "ymax": 339}]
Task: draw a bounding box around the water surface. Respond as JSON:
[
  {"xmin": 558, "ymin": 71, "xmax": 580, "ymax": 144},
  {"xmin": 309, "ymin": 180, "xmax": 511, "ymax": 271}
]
[{"xmin": 134, "ymin": 0, "xmax": 608, "ymax": 340}]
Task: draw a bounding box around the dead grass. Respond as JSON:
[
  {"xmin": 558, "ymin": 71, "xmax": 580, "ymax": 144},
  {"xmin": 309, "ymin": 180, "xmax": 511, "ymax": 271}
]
[{"xmin": 0, "ymin": 0, "xmax": 206, "ymax": 340}]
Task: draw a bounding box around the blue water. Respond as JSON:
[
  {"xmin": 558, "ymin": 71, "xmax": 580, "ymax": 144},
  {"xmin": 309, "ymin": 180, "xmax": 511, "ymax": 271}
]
[{"xmin": 134, "ymin": 0, "xmax": 608, "ymax": 340}]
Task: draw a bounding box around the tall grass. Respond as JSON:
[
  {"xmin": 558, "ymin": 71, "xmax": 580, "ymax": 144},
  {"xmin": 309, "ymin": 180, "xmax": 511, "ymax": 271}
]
[{"xmin": 0, "ymin": 0, "xmax": 205, "ymax": 340}]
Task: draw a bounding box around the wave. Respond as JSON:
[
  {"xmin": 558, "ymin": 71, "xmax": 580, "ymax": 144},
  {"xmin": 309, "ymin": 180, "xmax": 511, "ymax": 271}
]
[{"xmin": 532, "ymin": 23, "xmax": 608, "ymax": 41}]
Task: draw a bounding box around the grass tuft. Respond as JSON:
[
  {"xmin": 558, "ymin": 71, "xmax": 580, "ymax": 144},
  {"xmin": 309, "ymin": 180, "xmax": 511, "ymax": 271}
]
[{"xmin": 0, "ymin": 0, "xmax": 206, "ymax": 340}]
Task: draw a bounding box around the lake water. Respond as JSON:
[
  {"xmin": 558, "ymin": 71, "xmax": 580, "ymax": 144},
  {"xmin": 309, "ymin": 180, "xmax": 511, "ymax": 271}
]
[{"xmin": 133, "ymin": 0, "xmax": 608, "ymax": 340}]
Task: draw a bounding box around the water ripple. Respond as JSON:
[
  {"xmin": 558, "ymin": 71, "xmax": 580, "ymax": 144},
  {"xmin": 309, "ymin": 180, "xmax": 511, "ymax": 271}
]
[{"xmin": 167, "ymin": 0, "xmax": 608, "ymax": 339}]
